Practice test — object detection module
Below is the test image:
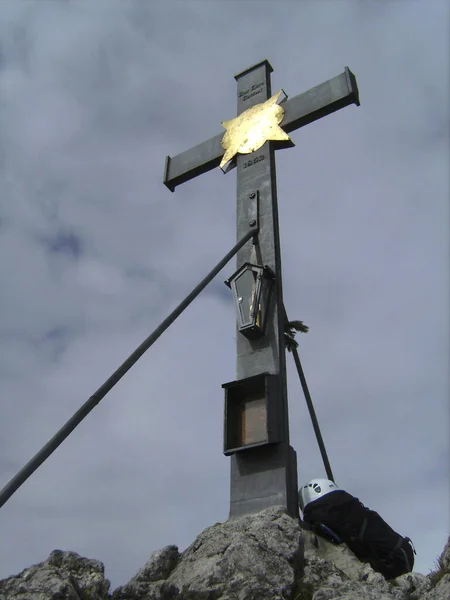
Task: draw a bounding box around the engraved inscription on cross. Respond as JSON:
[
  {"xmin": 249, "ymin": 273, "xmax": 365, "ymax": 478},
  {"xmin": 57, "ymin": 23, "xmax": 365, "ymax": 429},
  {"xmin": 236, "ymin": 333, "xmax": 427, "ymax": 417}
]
[{"xmin": 164, "ymin": 60, "xmax": 359, "ymax": 520}]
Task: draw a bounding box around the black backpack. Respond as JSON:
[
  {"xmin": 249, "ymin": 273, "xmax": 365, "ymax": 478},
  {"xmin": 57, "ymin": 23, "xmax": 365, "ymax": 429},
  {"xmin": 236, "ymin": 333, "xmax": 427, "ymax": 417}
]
[{"xmin": 302, "ymin": 490, "xmax": 416, "ymax": 580}]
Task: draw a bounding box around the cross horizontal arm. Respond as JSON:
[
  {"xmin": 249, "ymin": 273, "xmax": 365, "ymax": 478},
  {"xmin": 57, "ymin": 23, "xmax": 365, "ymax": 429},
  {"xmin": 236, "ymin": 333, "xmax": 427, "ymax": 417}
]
[
  {"xmin": 282, "ymin": 67, "xmax": 359, "ymax": 134},
  {"xmin": 163, "ymin": 67, "xmax": 359, "ymax": 192},
  {"xmin": 164, "ymin": 133, "xmax": 224, "ymax": 192}
]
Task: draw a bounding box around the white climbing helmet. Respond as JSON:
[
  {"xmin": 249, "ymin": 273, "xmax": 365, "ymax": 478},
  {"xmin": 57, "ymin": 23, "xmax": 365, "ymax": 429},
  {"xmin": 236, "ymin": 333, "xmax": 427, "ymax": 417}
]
[{"xmin": 299, "ymin": 479, "xmax": 340, "ymax": 511}]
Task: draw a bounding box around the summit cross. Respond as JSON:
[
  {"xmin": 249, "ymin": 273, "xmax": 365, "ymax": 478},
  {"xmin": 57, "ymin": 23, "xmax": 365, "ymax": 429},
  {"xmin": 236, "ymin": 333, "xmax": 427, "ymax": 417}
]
[{"xmin": 164, "ymin": 60, "xmax": 359, "ymax": 519}]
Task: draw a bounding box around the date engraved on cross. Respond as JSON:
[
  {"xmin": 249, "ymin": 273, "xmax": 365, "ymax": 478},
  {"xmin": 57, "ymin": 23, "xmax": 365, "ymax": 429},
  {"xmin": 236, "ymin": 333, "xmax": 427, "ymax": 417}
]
[{"xmin": 242, "ymin": 154, "xmax": 265, "ymax": 169}]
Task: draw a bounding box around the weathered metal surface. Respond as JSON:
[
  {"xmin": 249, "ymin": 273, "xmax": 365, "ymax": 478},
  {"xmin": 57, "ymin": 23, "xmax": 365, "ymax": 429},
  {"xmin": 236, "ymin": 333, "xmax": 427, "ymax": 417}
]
[
  {"xmin": 229, "ymin": 442, "xmax": 298, "ymax": 519},
  {"xmin": 163, "ymin": 134, "xmax": 224, "ymax": 192},
  {"xmin": 282, "ymin": 67, "xmax": 359, "ymax": 134},
  {"xmin": 163, "ymin": 67, "xmax": 359, "ymax": 191},
  {"xmin": 228, "ymin": 60, "xmax": 299, "ymax": 519}
]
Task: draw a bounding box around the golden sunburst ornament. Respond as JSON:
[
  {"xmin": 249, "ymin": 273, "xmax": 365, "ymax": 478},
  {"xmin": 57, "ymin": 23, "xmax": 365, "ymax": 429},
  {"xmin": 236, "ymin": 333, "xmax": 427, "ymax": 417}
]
[{"xmin": 219, "ymin": 90, "xmax": 293, "ymax": 172}]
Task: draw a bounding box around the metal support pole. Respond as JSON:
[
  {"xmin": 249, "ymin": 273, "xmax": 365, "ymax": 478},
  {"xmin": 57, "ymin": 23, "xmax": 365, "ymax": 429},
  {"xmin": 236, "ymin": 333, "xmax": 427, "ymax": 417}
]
[
  {"xmin": 290, "ymin": 343, "xmax": 335, "ymax": 483},
  {"xmin": 0, "ymin": 225, "xmax": 258, "ymax": 511},
  {"xmin": 284, "ymin": 306, "xmax": 335, "ymax": 483}
]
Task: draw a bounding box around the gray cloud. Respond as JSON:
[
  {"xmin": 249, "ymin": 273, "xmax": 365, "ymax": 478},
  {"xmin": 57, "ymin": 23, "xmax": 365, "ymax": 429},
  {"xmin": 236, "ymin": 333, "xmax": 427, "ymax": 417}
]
[{"xmin": 0, "ymin": 0, "xmax": 448, "ymax": 590}]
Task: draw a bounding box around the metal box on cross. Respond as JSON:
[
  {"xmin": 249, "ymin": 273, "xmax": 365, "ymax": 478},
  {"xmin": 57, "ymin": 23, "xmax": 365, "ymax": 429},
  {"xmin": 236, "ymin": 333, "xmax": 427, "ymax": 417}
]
[{"xmin": 222, "ymin": 373, "xmax": 281, "ymax": 455}]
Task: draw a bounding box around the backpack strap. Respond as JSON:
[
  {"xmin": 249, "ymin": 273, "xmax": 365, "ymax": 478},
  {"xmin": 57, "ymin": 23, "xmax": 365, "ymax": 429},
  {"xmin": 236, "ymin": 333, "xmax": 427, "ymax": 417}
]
[
  {"xmin": 317, "ymin": 523, "xmax": 342, "ymax": 545},
  {"xmin": 385, "ymin": 536, "xmax": 411, "ymax": 571},
  {"xmin": 357, "ymin": 516, "xmax": 368, "ymax": 542},
  {"xmin": 346, "ymin": 516, "xmax": 368, "ymax": 550},
  {"xmin": 399, "ymin": 547, "xmax": 412, "ymax": 573},
  {"xmin": 405, "ymin": 537, "xmax": 417, "ymax": 555},
  {"xmin": 392, "ymin": 536, "xmax": 403, "ymax": 553}
]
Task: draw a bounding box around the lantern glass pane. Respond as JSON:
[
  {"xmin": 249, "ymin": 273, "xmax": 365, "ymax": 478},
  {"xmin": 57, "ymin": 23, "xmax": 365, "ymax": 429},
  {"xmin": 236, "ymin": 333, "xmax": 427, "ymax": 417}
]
[
  {"xmin": 258, "ymin": 273, "xmax": 271, "ymax": 331},
  {"xmin": 235, "ymin": 268, "xmax": 258, "ymax": 326}
]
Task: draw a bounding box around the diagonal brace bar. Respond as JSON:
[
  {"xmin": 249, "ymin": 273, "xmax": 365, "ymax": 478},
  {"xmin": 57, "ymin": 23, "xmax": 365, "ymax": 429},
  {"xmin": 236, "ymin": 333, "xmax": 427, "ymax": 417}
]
[
  {"xmin": 284, "ymin": 307, "xmax": 335, "ymax": 483},
  {"xmin": 290, "ymin": 344, "xmax": 335, "ymax": 484},
  {"xmin": 164, "ymin": 67, "xmax": 359, "ymax": 192},
  {"xmin": 0, "ymin": 223, "xmax": 259, "ymax": 511}
]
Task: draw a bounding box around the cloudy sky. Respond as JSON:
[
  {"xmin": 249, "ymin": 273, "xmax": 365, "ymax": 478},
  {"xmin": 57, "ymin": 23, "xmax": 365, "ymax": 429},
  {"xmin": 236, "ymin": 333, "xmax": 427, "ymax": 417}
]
[{"xmin": 0, "ymin": 0, "xmax": 448, "ymax": 590}]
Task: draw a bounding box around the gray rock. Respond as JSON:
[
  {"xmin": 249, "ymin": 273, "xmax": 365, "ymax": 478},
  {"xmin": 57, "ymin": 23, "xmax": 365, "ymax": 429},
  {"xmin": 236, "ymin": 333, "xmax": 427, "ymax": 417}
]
[
  {"xmin": 311, "ymin": 580, "xmax": 403, "ymax": 600},
  {"xmin": 0, "ymin": 549, "xmax": 110, "ymax": 600},
  {"xmin": 1, "ymin": 515, "xmax": 449, "ymax": 600},
  {"xmin": 440, "ymin": 536, "xmax": 450, "ymax": 571},
  {"xmin": 303, "ymin": 528, "xmax": 370, "ymax": 581},
  {"xmin": 112, "ymin": 545, "xmax": 179, "ymax": 599},
  {"xmin": 422, "ymin": 574, "xmax": 450, "ymax": 600},
  {"xmin": 299, "ymin": 529, "xmax": 406, "ymax": 600},
  {"xmin": 163, "ymin": 505, "xmax": 304, "ymax": 600},
  {"xmin": 422, "ymin": 535, "xmax": 450, "ymax": 600},
  {"xmin": 393, "ymin": 572, "xmax": 433, "ymax": 599},
  {"xmin": 112, "ymin": 507, "xmax": 304, "ymax": 600}
]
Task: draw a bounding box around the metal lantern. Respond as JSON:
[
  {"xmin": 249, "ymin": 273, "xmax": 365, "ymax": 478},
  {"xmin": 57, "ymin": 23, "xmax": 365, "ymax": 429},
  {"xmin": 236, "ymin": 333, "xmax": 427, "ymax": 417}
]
[{"xmin": 225, "ymin": 263, "xmax": 274, "ymax": 339}]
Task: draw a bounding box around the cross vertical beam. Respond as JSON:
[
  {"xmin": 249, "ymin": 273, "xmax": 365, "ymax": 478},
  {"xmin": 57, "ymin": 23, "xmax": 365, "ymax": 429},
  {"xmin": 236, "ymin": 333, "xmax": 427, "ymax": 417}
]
[{"xmin": 229, "ymin": 60, "xmax": 298, "ymax": 519}]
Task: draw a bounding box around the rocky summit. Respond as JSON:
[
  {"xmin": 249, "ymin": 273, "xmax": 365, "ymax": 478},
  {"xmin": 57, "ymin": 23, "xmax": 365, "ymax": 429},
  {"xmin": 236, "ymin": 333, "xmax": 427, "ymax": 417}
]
[{"xmin": 1, "ymin": 506, "xmax": 448, "ymax": 600}]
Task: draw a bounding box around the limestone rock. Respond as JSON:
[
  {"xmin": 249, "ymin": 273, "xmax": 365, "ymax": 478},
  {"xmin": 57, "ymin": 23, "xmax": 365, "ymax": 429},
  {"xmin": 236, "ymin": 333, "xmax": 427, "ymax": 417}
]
[
  {"xmin": 114, "ymin": 505, "xmax": 304, "ymax": 600},
  {"xmin": 0, "ymin": 549, "xmax": 110, "ymax": 600},
  {"xmin": 111, "ymin": 545, "xmax": 179, "ymax": 599},
  {"xmin": 421, "ymin": 574, "xmax": 450, "ymax": 600},
  {"xmin": 303, "ymin": 527, "xmax": 368, "ymax": 581},
  {"xmin": 1, "ymin": 513, "xmax": 449, "ymax": 600},
  {"xmin": 298, "ymin": 528, "xmax": 403, "ymax": 600},
  {"xmin": 422, "ymin": 534, "xmax": 450, "ymax": 600},
  {"xmin": 439, "ymin": 536, "xmax": 450, "ymax": 571},
  {"xmin": 393, "ymin": 572, "xmax": 433, "ymax": 599}
]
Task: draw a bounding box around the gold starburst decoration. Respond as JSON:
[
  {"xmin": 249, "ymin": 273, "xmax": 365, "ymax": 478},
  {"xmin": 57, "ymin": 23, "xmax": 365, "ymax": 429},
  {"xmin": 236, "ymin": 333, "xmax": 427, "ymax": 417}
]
[{"xmin": 219, "ymin": 90, "xmax": 293, "ymax": 172}]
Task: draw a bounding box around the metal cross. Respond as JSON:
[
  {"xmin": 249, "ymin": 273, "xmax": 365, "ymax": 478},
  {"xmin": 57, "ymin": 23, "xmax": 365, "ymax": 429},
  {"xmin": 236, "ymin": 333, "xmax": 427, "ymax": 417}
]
[{"xmin": 164, "ymin": 60, "xmax": 359, "ymax": 519}]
